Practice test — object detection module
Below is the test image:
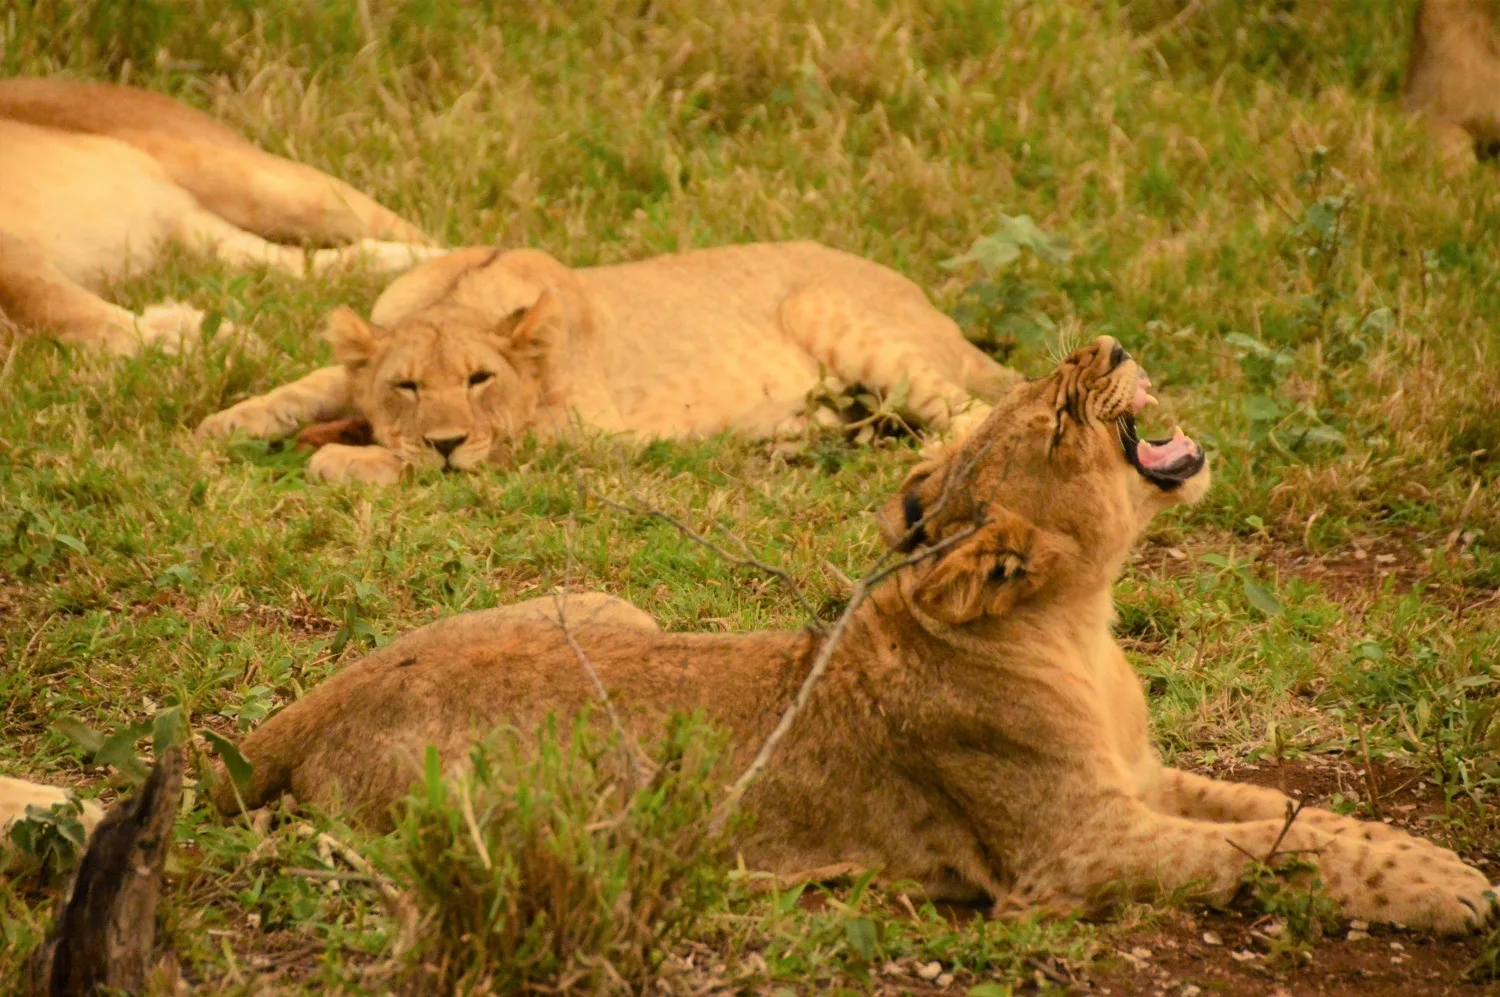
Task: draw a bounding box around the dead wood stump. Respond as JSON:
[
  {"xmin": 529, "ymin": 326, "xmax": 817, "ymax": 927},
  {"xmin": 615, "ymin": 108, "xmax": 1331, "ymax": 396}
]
[{"xmin": 23, "ymin": 747, "xmax": 184, "ymax": 996}]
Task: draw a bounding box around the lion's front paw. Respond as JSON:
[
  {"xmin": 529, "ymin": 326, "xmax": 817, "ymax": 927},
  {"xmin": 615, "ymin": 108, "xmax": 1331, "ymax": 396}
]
[
  {"xmin": 353, "ymin": 240, "xmax": 448, "ymax": 274},
  {"xmin": 307, "ymin": 444, "xmax": 404, "ymax": 485},
  {"xmin": 197, "ymin": 401, "xmax": 300, "ymax": 440},
  {"xmin": 918, "ymin": 402, "xmax": 992, "ymax": 459},
  {"xmin": 1342, "ymin": 841, "xmax": 1499, "ymax": 935}
]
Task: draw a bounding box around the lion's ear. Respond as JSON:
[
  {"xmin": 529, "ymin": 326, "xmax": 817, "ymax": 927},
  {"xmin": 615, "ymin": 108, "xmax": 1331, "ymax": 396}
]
[
  {"xmin": 325, "ymin": 307, "xmax": 387, "ymax": 371},
  {"xmin": 911, "ymin": 508, "xmax": 1050, "ymax": 625},
  {"xmin": 495, "ymin": 290, "xmax": 563, "ymax": 376}
]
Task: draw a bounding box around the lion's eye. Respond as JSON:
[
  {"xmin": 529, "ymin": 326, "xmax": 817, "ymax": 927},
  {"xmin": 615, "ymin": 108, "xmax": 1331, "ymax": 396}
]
[
  {"xmin": 468, "ymin": 371, "xmax": 494, "ymax": 387},
  {"xmin": 394, "ymin": 380, "xmax": 420, "ymax": 394}
]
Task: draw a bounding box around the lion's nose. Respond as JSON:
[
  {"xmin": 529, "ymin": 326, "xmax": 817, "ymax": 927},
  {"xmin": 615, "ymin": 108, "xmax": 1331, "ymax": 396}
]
[{"xmin": 426, "ymin": 435, "xmax": 467, "ymax": 459}]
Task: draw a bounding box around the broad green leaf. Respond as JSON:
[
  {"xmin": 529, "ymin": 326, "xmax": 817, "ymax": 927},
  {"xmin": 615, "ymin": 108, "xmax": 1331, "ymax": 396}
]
[
  {"xmin": 152, "ymin": 706, "xmax": 185, "ymax": 756},
  {"xmin": 1242, "ymin": 395, "xmax": 1282, "ymax": 422},
  {"xmin": 95, "ymin": 721, "xmax": 153, "ymax": 783},
  {"xmin": 204, "ymin": 730, "xmax": 254, "ymax": 790},
  {"xmin": 1223, "ymin": 332, "xmax": 1270, "ymax": 355},
  {"xmin": 969, "ymin": 985, "xmax": 1014, "ymax": 997},
  {"xmin": 1241, "ymin": 577, "xmax": 1284, "ymax": 617},
  {"xmin": 843, "ymin": 917, "xmax": 877, "ymax": 961},
  {"xmin": 54, "ymin": 719, "xmax": 105, "ymax": 755}
]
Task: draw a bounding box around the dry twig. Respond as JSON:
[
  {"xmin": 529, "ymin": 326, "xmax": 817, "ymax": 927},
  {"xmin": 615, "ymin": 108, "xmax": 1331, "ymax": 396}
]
[
  {"xmin": 1131, "ymin": 0, "xmax": 1206, "ymax": 51},
  {"xmin": 549, "ymin": 514, "xmax": 653, "ymax": 791},
  {"xmin": 583, "ymin": 486, "xmax": 827, "ymax": 633}
]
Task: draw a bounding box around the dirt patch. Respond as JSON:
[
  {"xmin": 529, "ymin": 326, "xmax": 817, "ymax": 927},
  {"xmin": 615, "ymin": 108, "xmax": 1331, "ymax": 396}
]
[{"xmin": 1093, "ymin": 907, "xmax": 1489, "ymax": 997}]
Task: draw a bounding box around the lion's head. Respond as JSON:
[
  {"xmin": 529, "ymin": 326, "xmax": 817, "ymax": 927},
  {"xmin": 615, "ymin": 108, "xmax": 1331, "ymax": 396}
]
[
  {"xmin": 882, "ymin": 336, "xmax": 1209, "ymax": 623},
  {"xmin": 323, "ymin": 293, "xmax": 561, "ymax": 472}
]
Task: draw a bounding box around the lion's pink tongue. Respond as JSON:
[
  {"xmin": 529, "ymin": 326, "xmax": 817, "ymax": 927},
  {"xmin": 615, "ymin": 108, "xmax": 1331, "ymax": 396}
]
[{"xmin": 1137, "ymin": 427, "xmax": 1197, "ymax": 469}]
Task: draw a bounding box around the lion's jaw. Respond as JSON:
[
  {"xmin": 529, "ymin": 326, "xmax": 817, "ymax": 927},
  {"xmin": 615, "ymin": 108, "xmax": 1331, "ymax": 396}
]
[
  {"xmin": 883, "ymin": 336, "xmax": 1210, "ymax": 626},
  {"xmin": 325, "ymin": 297, "xmax": 558, "ymax": 472}
]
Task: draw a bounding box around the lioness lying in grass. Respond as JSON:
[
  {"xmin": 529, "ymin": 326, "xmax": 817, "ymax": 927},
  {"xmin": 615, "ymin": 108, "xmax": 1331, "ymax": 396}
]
[
  {"xmin": 212, "ymin": 337, "xmax": 1497, "ymax": 934},
  {"xmin": 0, "ymin": 78, "xmax": 438, "ymax": 355},
  {"xmin": 197, "ymin": 242, "xmax": 1017, "ymax": 483}
]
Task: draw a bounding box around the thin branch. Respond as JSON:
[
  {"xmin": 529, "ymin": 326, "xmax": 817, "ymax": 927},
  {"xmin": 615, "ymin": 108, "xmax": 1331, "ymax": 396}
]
[
  {"xmin": 1227, "ymin": 798, "xmax": 1319, "ymax": 871},
  {"xmin": 707, "ymin": 434, "xmax": 1002, "ymax": 832},
  {"xmin": 709, "ymin": 519, "xmax": 984, "ymax": 834},
  {"xmin": 549, "ymin": 514, "xmax": 652, "ymax": 791},
  {"xmin": 1131, "ymin": 0, "xmax": 1206, "ymax": 51},
  {"xmin": 583, "ymin": 485, "xmax": 827, "ymax": 634},
  {"xmin": 1354, "ymin": 721, "xmax": 1383, "ymax": 822},
  {"xmin": 588, "ymin": 430, "xmax": 1004, "ymax": 837}
]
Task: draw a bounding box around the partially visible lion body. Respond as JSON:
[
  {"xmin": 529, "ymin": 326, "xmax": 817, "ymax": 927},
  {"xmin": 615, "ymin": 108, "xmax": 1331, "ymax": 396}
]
[
  {"xmin": 198, "ymin": 243, "xmax": 1017, "ymax": 484},
  {"xmin": 214, "ymin": 338, "xmax": 1497, "ymax": 934},
  {"xmin": 1404, "ymin": 0, "xmax": 1500, "ymax": 164},
  {"xmin": 0, "ymin": 78, "xmax": 438, "ymax": 354}
]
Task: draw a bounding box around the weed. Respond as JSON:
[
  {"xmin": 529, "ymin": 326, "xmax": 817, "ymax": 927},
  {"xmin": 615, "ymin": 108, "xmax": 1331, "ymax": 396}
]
[
  {"xmin": 386, "ymin": 712, "xmax": 729, "ymax": 994},
  {"xmin": 1237, "ymin": 853, "xmax": 1341, "ymax": 964}
]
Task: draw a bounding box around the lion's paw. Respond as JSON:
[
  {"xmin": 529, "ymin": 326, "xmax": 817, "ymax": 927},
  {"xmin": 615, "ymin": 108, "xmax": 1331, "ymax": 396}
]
[
  {"xmin": 197, "ymin": 401, "xmax": 300, "ymax": 440},
  {"xmin": 135, "ymin": 302, "xmax": 213, "ymax": 354},
  {"xmin": 918, "ymin": 403, "xmax": 993, "ymax": 460},
  {"xmin": 352, "ymin": 240, "xmax": 448, "ymax": 274},
  {"xmin": 307, "ymin": 443, "xmax": 404, "ymax": 485},
  {"xmin": 1344, "ymin": 842, "xmax": 1498, "ymax": 935}
]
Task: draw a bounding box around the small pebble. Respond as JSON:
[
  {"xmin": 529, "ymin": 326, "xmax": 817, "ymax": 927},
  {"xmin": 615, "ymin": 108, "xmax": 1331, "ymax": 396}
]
[
  {"xmin": 1202, "ymin": 931, "xmax": 1223, "ymax": 946},
  {"xmin": 917, "ymin": 961, "xmax": 942, "ymax": 981},
  {"xmin": 935, "ymin": 972, "xmax": 954, "ymax": 988}
]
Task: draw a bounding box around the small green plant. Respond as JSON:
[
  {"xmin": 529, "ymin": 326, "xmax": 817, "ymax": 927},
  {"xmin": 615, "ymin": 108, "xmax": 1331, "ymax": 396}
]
[
  {"xmin": 388, "ymin": 711, "xmax": 730, "ymax": 994},
  {"xmin": 1237, "ymin": 853, "xmax": 1339, "ymax": 963},
  {"xmin": 4, "ymin": 797, "xmax": 90, "ymax": 887},
  {"xmin": 1233, "ymin": 803, "xmax": 1340, "ymax": 964},
  {"xmin": 1469, "ymin": 923, "xmax": 1500, "ymax": 982},
  {"xmin": 945, "ymin": 214, "xmax": 1070, "ymax": 363}
]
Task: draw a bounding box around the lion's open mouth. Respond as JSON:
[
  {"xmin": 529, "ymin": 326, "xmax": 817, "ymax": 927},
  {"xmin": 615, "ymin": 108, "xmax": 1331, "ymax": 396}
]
[{"xmin": 1117, "ymin": 373, "xmax": 1205, "ymax": 490}]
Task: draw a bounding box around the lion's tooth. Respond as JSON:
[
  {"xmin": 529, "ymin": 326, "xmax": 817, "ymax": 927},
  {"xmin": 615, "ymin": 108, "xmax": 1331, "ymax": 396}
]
[{"xmin": 1145, "ymin": 394, "xmax": 1159, "ymax": 406}]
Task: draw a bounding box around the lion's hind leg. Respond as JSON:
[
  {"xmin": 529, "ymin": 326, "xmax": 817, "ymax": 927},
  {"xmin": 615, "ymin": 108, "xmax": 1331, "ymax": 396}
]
[
  {"xmin": 178, "ymin": 210, "xmax": 442, "ymax": 280},
  {"xmin": 0, "ymin": 231, "xmax": 213, "ymax": 355},
  {"xmin": 1024, "ymin": 797, "xmax": 1496, "ymax": 934},
  {"xmin": 779, "ymin": 288, "xmax": 990, "ymax": 436},
  {"xmin": 142, "ymin": 134, "xmax": 431, "ymax": 247}
]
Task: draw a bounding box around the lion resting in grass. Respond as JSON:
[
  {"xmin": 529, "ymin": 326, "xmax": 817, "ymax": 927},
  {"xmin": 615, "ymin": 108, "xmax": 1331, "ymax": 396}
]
[
  {"xmin": 0, "ymin": 78, "xmax": 439, "ymax": 355},
  {"xmin": 211, "ymin": 338, "xmax": 1497, "ymax": 934},
  {"xmin": 196, "ymin": 242, "xmax": 1018, "ymax": 483},
  {"xmin": 1405, "ymin": 0, "xmax": 1500, "ymax": 165}
]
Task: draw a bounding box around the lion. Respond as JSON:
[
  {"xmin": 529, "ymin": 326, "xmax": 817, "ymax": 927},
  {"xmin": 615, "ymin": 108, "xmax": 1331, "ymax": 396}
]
[
  {"xmin": 0, "ymin": 77, "xmax": 441, "ymax": 355},
  {"xmin": 1404, "ymin": 0, "xmax": 1500, "ymax": 166},
  {"xmin": 195, "ymin": 242, "xmax": 1019, "ymax": 483},
  {"xmin": 209, "ymin": 337, "xmax": 1497, "ymax": 934}
]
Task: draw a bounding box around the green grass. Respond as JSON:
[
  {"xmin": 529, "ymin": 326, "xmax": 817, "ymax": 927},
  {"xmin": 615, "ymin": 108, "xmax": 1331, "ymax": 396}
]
[{"xmin": 3, "ymin": 0, "xmax": 1500, "ymax": 991}]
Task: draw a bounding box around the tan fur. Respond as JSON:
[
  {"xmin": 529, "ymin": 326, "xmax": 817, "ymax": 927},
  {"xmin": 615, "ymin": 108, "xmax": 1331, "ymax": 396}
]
[
  {"xmin": 211, "ymin": 338, "xmax": 1497, "ymax": 934},
  {"xmin": 196, "ymin": 243, "xmax": 1019, "ymax": 481},
  {"xmin": 1404, "ymin": 0, "xmax": 1500, "ymax": 166},
  {"xmin": 0, "ymin": 78, "xmax": 441, "ymax": 355}
]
